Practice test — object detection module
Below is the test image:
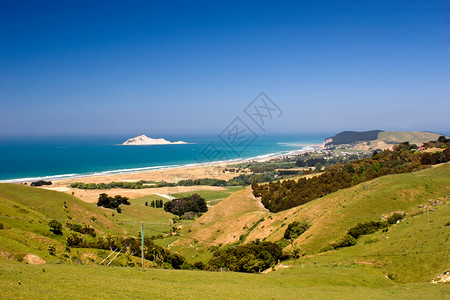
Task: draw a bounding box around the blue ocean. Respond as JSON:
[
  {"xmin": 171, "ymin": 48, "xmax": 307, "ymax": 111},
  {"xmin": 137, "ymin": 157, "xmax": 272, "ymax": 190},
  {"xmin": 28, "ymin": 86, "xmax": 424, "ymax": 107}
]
[{"xmin": 0, "ymin": 134, "xmax": 326, "ymax": 182}]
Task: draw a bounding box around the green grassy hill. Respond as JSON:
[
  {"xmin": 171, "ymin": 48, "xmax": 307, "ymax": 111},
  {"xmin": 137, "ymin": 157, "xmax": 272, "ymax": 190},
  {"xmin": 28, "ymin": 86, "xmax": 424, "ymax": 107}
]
[
  {"xmin": 0, "ymin": 183, "xmax": 122, "ymax": 234},
  {"xmin": 0, "ymin": 184, "xmax": 182, "ymax": 265},
  {"xmin": 1, "ymin": 164, "xmax": 449, "ymax": 298},
  {"xmin": 246, "ymin": 163, "xmax": 449, "ymax": 250},
  {"xmin": 176, "ymin": 163, "xmax": 450, "ymax": 282},
  {"xmin": 2, "ymin": 258, "xmax": 448, "ymax": 299},
  {"xmin": 169, "ymin": 188, "xmax": 267, "ymax": 262}
]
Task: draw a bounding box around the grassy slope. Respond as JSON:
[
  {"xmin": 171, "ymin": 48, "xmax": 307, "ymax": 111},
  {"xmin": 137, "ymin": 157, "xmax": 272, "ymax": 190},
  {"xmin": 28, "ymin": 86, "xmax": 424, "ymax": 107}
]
[
  {"xmin": 243, "ymin": 163, "xmax": 450, "ymax": 282},
  {"xmin": 1, "ymin": 258, "xmax": 448, "ymax": 299},
  {"xmin": 296, "ymin": 202, "xmax": 450, "ymax": 283},
  {"xmin": 377, "ymin": 131, "xmax": 446, "ymax": 145},
  {"xmin": 169, "ymin": 188, "xmax": 268, "ymax": 262},
  {"xmin": 0, "ymin": 183, "xmax": 122, "ymax": 234},
  {"xmin": 171, "ymin": 186, "xmax": 243, "ymax": 206},
  {"xmin": 0, "ymin": 184, "xmax": 128, "ymax": 263},
  {"xmin": 246, "ymin": 163, "xmax": 449, "ymax": 250},
  {"xmin": 112, "ymin": 194, "xmax": 177, "ymax": 236},
  {"xmin": 1, "ymin": 165, "xmax": 449, "ymax": 297},
  {"xmin": 0, "ymin": 184, "xmax": 182, "ymax": 264},
  {"xmin": 175, "ymin": 163, "xmax": 449, "ymax": 282}
]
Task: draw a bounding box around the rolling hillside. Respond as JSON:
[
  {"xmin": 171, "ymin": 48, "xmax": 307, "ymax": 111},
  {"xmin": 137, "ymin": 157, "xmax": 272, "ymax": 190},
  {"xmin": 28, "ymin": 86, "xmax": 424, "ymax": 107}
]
[
  {"xmin": 1, "ymin": 164, "xmax": 449, "ymax": 298},
  {"xmin": 175, "ymin": 163, "xmax": 450, "ymax": 282},
  {"xmin": 0, "ymin": 183, "xmax": 182, "ymax": 265}
]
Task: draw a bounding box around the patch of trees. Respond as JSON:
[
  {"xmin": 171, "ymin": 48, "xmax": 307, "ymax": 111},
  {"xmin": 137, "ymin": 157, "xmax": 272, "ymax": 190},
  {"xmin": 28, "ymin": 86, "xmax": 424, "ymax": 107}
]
[
  {"xmin": 177, "ymin": 178, "xmax": 227, "ymax": 186},
  {"xmin": 227, "ymin": 173, "xmax": 278, "ymax": 185},
  {"xmin": 163, "ymin": 194, "xmax": 207, "ymax": 217},
  {"xmin": 284, "ymin": 221, "xmax": 310, "ymax": 240},
  {"xmin": 233, "ymin": 161, "xmax": 297, "ymax": 173},
  {"xmin": 48, "ymin": 219, "xmax": 62, "ymax": 234},
  {"xmin": 330, "ymin": 213, "xmax": 404, "ymax": 250},
  {"xmin": 253, "ymin": 142, "xmax": 450, "ymax": 213},
  {"xmin": 347, "ymin": 221, "xmax": 388, "ymax": 239},
  {"xmin": 70, "ymin": 181, "xmax": 149, "ymax": 189},
  {"xmin": 295, "ymin": 153, "xmax": 363, "ymax": 169},
  {"xmin": 422, "ymin": 136, "xmax": 450, "ymax": 149},
  {"xmin": 97, "ymin": 193, "xmax": 130, "ymax": 212},
  {"xmin": 421, "ymin": 149, "xmax": 450, "ymax": 165},
  {"xmin": 149, "ymin": 199, "xmax": 163, "ymax": 208},
  {"xmin": 66, "ymin": 234, "xmax": 186, "ymax": 269},
  {"xmin": 31, "ymin": 180, "xmax": 52, "ymax": 187},
  {"xmin": 70, "ymin": 172, "xmax": 279, "ymax": 191},
  {"xmin": 66, "ymin": 222, "xmax": 96, "ymax": 237},
  {"xmin": 208, "ymin": 240, "xmax": 284, "ymax": 273}
]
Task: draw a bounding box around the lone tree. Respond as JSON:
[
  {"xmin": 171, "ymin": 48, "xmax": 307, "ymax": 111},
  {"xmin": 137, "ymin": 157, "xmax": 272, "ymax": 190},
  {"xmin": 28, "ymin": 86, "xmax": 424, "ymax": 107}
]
[{"xmin": 48, "ymin": 220, "xmax": 63, "ymax": 235}]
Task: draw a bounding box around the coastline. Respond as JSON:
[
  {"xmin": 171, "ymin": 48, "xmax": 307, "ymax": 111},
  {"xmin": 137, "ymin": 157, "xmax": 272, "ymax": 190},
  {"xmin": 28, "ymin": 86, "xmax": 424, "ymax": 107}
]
[{"xmin": 0, "ymin": 143, "xmax": 323, "ymax": 184}]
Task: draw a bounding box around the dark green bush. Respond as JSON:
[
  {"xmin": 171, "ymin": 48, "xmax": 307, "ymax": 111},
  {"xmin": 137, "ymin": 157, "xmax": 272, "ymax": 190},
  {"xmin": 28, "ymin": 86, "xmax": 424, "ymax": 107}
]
[
  {"xmin": 48, "ymin": 220, "xmax": 63, "ymax": 235},
  {"xmin": 347, "ymin": 221, "xmax": 388, "ymax": 239},
  {"xmin": 208, "ymin": 241, "xmax": 283, "ymax": 273},
  {"xmin": 284, "ymin": 221, "xmax": 310, "ymax": 240},
  {"xmin": 331, "ymin": 234, "xmax": 357, "ymax": 249},
  {"xmin": 387, "ymin": 213, "xmax": 404, "ymax": 225}
]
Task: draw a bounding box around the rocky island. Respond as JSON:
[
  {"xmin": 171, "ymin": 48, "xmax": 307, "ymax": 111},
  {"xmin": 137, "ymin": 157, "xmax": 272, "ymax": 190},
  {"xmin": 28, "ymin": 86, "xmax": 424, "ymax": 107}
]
[{"xmin": 122, "ymin": 134, "xmax": 187, "ymax": 145}]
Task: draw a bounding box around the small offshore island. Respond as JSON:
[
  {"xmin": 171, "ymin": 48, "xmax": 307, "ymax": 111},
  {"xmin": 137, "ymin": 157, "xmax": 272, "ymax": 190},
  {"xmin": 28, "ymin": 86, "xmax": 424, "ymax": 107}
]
[{"xmin": 122, "ymin": 134, "xmax": 187, "ymax": 145}]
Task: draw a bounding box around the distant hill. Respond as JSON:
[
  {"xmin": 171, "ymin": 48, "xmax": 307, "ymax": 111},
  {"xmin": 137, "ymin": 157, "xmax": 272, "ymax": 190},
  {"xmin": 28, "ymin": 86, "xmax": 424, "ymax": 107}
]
[
  {"xmin": 325, "ymin": 130, "xmax": 447, "ymax": 149},
  {"xmin": 377, "ymin": 131, "xmax": 446, "ymax": 146},
  {"xmin": 325, "ymin": 130, "xmax": 383, "ymax": 145}
]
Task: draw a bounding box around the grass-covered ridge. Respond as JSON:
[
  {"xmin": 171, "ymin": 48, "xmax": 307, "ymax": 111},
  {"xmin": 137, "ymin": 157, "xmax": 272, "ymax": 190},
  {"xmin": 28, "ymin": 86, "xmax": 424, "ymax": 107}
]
[
  {"xmin": 1, "ymin": 162, "xmax": 449, "ymax": 297},
  {"xmin": 253, "ymin": 142, "xmax": 450, "ymax": 212},
  {"xmin": 2, "ymin": 258, "xmax": 449, "ymax": 299}
]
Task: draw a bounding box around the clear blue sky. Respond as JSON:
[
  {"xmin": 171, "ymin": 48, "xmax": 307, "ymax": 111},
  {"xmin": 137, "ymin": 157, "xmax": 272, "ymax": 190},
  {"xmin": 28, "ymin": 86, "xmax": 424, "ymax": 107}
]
[{"xmin": 1, "ymin": 0, "xmax": 449, "ymax": 136}]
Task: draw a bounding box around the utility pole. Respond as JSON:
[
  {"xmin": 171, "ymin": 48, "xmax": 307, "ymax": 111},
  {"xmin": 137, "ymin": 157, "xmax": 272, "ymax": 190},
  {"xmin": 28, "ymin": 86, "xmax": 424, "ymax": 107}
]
[{"xmin": 141, "ymin": 222, "xmax": 144, "ymax": 271}]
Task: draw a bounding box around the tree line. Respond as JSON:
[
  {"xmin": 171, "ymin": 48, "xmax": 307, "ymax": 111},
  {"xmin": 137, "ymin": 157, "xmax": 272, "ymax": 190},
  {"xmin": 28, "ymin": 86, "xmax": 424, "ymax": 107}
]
[
  {"xmin": 70, "ymin": 172, "xmax": 279, "ymax": 190},
  {"xmin": 48, "ymin": 218, "xmax": 285, "ymax": 272},
  {"xmin": 253, "ymin": 140, "xmax": 450, "ymax": 213}
]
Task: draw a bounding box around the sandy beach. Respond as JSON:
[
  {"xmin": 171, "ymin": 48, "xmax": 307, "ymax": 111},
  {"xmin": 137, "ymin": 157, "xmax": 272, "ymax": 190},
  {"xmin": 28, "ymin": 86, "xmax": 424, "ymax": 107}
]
[
  {"xmin": 34, "ymin": 145, "xmax": 323, "ymax": 203},
  {"xmin": 42, "ymin": 164, "xmax": 239, "ymax": 203}
]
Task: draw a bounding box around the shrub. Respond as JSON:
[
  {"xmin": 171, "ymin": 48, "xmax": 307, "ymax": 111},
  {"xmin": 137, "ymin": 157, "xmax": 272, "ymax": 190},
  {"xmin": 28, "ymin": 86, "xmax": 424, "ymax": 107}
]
[
  {"xmin": 48, "ymin": 245, "xmax": 56, "ymax": 255},
  {"xmin": 67, "ymin": 233, "xmax": 82, "ymax": 246},
  {"xmin": 180, "ymin": 261, "xmax": 194, "ymax": 270},
  {"xmin": 48, "ymin": 220, "xmax": 63, "ymax": 235},
  {"xmin": 81, "ymin": 226, "xmax": 96, "ymax": 237},
  {"xmin": 31, "ymin": 180, "xmax": 52, "ymax": 187},
  {"xmin": 168, "ymin": 253, "xmax": 185, "ymax": 269},
  {"xmin": 331, "ymin": 235, "xmax": 357, "ymax": 249},
  {"xmin": 284, "ymin": 221, "xmax": 310, "ymax": 240},
  {"xmin": 193, "ymin": 261, "xmax": 207, "ymax": 270},
  {"xmin": 347, "ymin": 221, "xmax": 387, "ymax": 239},
  {"xmin": 387, "ymin": 213, "xmax": 404, "ymax": 225},
  {"xmin": 208, "ymin": 241, "xmax": 283, "ymax": 273},
  {"xmin": 66, "ymin": 222, "xmax": 82, "ymax": 233}
]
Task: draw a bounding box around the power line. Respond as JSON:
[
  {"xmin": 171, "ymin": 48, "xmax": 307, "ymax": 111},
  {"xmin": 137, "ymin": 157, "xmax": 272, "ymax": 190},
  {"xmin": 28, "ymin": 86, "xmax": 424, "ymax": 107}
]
[{"xmin": 0, "ymin": 214, "xmax": 217, "ymax": 245}]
